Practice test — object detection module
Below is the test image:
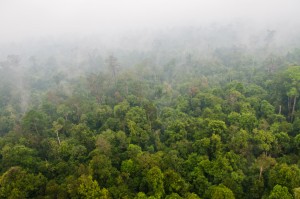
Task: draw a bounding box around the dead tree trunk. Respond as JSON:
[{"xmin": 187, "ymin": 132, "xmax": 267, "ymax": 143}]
[
  {"xmin": 56, "ymin": 131, "xmax": 61, "ymax": 146},
  {"xmin": 278, "ymin": 105, "xmax": 281, "ymax": 115}
]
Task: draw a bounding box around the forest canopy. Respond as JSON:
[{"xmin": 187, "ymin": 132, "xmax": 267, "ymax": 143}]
[{"xmin": 1, "ymin": 12, "xmax": 300, "ymax": 199}]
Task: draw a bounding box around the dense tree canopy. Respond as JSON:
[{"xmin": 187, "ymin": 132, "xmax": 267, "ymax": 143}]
[{"xmin": 1, "ymin": 26, "xmax": 300, "ymax": 198}]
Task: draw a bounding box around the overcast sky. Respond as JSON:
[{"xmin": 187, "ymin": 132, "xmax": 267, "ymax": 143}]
[{"xmin": 0, "ymin": 0, "xmax": 299, "ymax": 42}]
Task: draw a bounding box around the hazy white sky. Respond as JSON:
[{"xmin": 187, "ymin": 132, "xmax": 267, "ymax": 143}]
[{"xmin": 0, "ymin": 0, "xmax": 299, "ymax": 42}]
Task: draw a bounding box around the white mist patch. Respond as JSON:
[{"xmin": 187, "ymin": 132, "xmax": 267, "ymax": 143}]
[{"xmin": 0, "ymin": 0, "xmax": 299, "ymax": 42}]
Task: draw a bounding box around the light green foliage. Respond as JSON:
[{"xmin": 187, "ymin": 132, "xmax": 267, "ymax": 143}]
[
  {"xmin": 114, "ymin": 100, "xmax": 130, "ymax": 118},
  {"xmin": 209, "ymin": 133, "xmax": 223, "ymax": 158},
  {"xmin": 127, "ymin": 144, "xmax": 143, "ymax": 158},
  {"xmin": 252, "ymin": 129, "xmax": 275, "ymax": 154},
  {"xmin": 146, "ymin": 166, "xmax": 165, "ymax": 199},
  {"xmin": 239, "ymin": 112, "xmax": 258, "ymax": 131},
  {"xmin": 164, "ymin": 169, "xmax": 189, "ymax": 195},
  {"xmin": 207, "ymin": 119, "xmax": 227, "ymax": 135},
  {"xmin": 185, "ymin": 193, "xmax": 201, "ymax": 199},
  {"xmin": 260, "ymin": 100, "xmax": 275, "ymax": 118},
  {"xmin": 134, "ymin": 192, "xmax": 148, "ymax": 199},
  {"xmin": 67, "ymin": 174, "xmax": 111, "ymax": 199},
  {"xmin": 193, "ymin": 137, "xmax": 210, "ymax": 155},
  {"xmin": 294, "ymin": 187, "xmax": 300, "ymax": 199},
  {"xmin": 121, "ymin": 159, "xmax": 137, "ymax": 175},
  {"xmin": 283, "ymin": 66, "xmax": 300, "ymax": 87},
  {"xmin": 176, "ymin": 96, "xmax": 190, "ymax": 113},
  {"xmin": 204, "ymin": 184, "xmax": 235, "ymax": 199},
  {"xmin": 77, "ymin": 175, "xmax": 103, "ymax": 199},
  {"xmin": 269, "ymin": 185, "xmax": 293, "ymax": 199},
  {"xmin": 227, "ymin": 112, "xmax": 240, "ymax": 125},
  {"xmin": 269, "ymin": 163, "xmax": 300, "ymax": 191},
  {"xmin": 165, "ymin": 193, "xmax": 183, "ymax": 199}
]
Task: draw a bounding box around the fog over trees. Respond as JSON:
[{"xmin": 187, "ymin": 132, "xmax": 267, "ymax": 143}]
[{"xmin": 1, "ymin": 0, "xmax": 300, "ymax": 198}]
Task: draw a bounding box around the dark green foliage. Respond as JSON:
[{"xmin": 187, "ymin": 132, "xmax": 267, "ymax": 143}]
[{"xmin": 0, "ymin": 166, "xmax": 47, "ymax": 198}]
